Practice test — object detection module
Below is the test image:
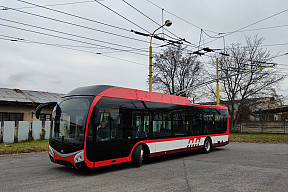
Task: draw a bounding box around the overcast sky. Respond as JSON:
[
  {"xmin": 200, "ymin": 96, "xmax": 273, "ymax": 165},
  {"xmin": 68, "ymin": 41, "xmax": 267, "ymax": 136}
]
[{"xmin": 0, "ymin": 0, "xmax": 287, "ymax": 101}]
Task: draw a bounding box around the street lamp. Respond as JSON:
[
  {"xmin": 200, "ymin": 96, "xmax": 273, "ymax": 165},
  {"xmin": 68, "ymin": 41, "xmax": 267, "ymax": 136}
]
[{"xmin": 149, "ymin": 20, "xmax": 172, "ymax": 92}]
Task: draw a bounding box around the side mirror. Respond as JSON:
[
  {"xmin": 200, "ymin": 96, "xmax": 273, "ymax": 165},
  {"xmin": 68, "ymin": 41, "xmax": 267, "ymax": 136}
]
[
  {"xmin": 94, "ymin": 106, "xmax": 100, "ymax": 126},
  {"xmin": 35, "ymin": 102, "xmax": 57, "ymax": 119}
]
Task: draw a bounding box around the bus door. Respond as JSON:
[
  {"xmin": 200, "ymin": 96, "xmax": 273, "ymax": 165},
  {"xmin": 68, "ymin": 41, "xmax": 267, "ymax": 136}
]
[
  {"xmin": 131, "ymin": 110, "xmax": 150, "ymax": 139},
  {"xmin": 86, "ymin": 109, "xmax": 134, "ymax": 163}
]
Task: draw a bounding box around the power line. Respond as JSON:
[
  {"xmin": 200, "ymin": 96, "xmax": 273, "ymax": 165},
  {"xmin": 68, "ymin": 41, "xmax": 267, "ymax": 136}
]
[
  {"xmin": 15, "ymin": 0, "xmax": 130, "ymax": 32},
  {"xmin": 204, "ymin": 8, "xmax": 288, "ymax": 46},
  {"xmin": 0, "ymin": 18, "xmax": 149, "ymax": 56},
  {"xmin": 144, "ymin": 0, "xmax": 217, "ymax": 48},
  {"xmin": 0, "ymin": 34, "xmax": 147, "ymax": 67},
  {"xmin": 0, "ymin": 23, "xmax": 150, "ymax": 57},
  {"xmin": 1, "ymin": 0, "xmax": 95, "ymax": 10},
  {"xmin": 145, "ymin": 0, "xmax": 220, "ymax": 34},
  {"xmin": 225, "ymin": 9, "xmax": 288, "ymax": 36},
  {"xmin": 94, "ymin": 0, "xmax": 150, "ymax": 34},
  {"xmin": 0, "ymin": 5, "xmax": 162, "ymax": 46},
  {"xmin": 0, "ymin": 33, "xmax": 154, "ymax": 54},
  {"xmin": 187, "ymin": 9, "xmax": 288, "ymax": 51},
  {"xmin": 231, "ymin": 24, "xmax": 288, "ymax": 33},
  {"xmin": 188, "ymin": 40, "xmax": 288, "ymax": 59},
  {"xmin": 121, "ymin": 0, "xmax": 183, "ymax": 41},
  {"xmin": 206, "ymin": 42, "xmax": 288, "ymax": 51}
]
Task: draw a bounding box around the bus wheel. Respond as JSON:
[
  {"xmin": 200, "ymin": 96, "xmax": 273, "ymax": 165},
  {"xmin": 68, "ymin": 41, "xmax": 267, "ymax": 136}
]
[
  {"xmin": 132, "ymin": 145, "xmax": 143, "ymax": 167},
  {"xmin": 203, "ymin": 138, "xmax": 212, "ymax": 153}
]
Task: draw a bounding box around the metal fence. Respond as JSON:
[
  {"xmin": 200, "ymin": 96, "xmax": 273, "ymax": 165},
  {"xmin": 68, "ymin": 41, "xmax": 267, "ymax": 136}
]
[
  {"xmin": 232, "ymin": 120, "xmax": 288, "ymax": 134},
  {"xmin": 0, "ymin": 121, "xmax": 51, "ymax": 143}
]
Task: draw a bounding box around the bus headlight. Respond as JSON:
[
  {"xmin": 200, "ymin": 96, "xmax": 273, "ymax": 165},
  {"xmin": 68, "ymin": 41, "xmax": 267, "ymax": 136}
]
[
  {"xmin": 74, "ymin": 150, "xmax": 84, "ymax": 164},
  {"xmin": 49, "ymin": 145, "xmax": 54, "ymax": 158}
]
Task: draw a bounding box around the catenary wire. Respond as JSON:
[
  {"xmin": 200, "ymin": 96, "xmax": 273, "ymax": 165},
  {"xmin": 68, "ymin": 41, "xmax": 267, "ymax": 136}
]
[
  {"xmin": 230, "ymin": 24, "xmax": 288, "ymax": 33},
  {"xmin": 0, "ymin": 34, "xmax": 156, "ymax": 54},
  {"xmin": 0, "ymin": 5, "xmax": 162, "ymax": 46},
  {"xmin": 94, "ymin": 0, "xmax": 150, "ymax": 34},
  {"xmin": 145, "ymin": 0, "xmax": 220, "ymax": 34},
  {"xmin": 0, "ymin": 34, "xmax": 147, "ymax": 66},
  {"xmin": 1, "ymin": 0, "xmax": 95, "ymax": 10},
  {"xmin": 203, "ymin": 8, "xmax": 288, "ymax": 46},
  {"xmin": 121, "ymin": 0, "xmax": 183, "ymax": 41},
  {"xmin": 0, "ymin": 23, "xmax": 150, "ymax": 56},
  {"xmin": 15, "ymin": 0, "xmax": 130, "ymax": 32},
  {"xmin": 0, "ymin": 17, "xmax": 150, "ymax": 55}
]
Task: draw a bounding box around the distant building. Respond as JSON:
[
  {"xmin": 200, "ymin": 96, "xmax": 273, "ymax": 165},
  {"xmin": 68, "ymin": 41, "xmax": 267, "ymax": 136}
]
[
  {"xmin": 200, "ymin": 97, "xmax": 283, "ymax": 121},
  {"xmin": 254, "ymin": 105, "xmax": 288, "ymax": 121},
  {"xmin": 0, "ymin": 88, "xmax": 63, "ymax": 125}
]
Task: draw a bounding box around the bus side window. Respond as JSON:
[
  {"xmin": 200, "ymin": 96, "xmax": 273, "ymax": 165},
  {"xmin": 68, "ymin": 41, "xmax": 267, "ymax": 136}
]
[
  {"xmin": 110, "ymin": 111, "xmax": 123, "ymax": 140},
  {"xmin": 96, "ymin": 112, "xmax": 111, "ymax": 141},
  {"xmin": 132, "ymin": 111, "xmax": 149, "ymax": 139}
]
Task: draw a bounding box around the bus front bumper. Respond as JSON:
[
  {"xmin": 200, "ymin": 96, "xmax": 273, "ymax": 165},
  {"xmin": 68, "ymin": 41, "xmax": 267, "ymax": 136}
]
[{"xmin": 49, "ymin": 145, "xmax": 85, "ymax": 169}]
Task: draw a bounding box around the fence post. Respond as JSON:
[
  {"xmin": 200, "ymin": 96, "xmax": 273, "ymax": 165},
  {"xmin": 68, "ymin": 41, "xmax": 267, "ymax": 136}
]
[
  {"xmin": 240, "ymin": 122, "xmax": 243, "ymax": 133},
  {"xmin": 285, "ymin": 119, "xmax": 287, "ymax": 134},
  {"xmin": 32, "ymin": 121, "xmax": 42, "ymax": 140},
  {"xmin": 3, "ymin": 121, "xmax": 15, "ymax": 143},
  {"xmin": 44, "ymin": 121, "xmax": 51, "ymax": 139},
  {"xmin": 0, "ymin": 122, "xmax": 2, "ymax": 142},
  {"xmin": 261, "ymin": 120, "xmax": 264, "ymax": 133},
  {"xmin": 18, "ymin": 121, "xmax": 29, "ymax": 142}
]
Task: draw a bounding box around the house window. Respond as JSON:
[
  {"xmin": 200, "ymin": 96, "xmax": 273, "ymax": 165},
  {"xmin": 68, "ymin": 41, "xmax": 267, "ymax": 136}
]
[
  {"xmin": 40, "ymin": 114, "xmax": 52, "ymax": 127},
  {"xmin": 40, "ymin": 114, "xmax": 52, "ymax": 122},
  {"xmin": 0, "ymin": 112, "xmax": 24, "ymax": 126}
]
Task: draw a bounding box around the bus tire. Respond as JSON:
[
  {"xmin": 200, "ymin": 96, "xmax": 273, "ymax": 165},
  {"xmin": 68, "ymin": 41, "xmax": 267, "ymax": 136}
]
[
  {"xmin": 142, "ymin": 145, "xmax": 150, "ymax": 164},
  {"xmin": 132, "ymin": 145, "xmax": 143, "ymax": 167},
  {"xmin": 203, "ymin": 138, "xmax": 212, "ymax": 153}
]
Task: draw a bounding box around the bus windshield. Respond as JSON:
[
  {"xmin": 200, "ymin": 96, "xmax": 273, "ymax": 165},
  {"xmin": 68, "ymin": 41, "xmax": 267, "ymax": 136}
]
[{"xmin": 51, "ymin": 97, "xmax": 92, "ymax": 145}]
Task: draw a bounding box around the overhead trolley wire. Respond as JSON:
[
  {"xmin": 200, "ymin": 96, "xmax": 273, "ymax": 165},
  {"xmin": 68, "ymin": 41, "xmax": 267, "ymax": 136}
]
[
  {"xmin": 94, "ymin": 0, "xmax": 150, "ymax": 34},
  {"xmin": 204, "ymin": 8, "xmax": 288, "ymax": 46},
  {"xmin": 185, "ymin": 8, "xmax": 288, "ymax": 53},
  {"xmin": 145, "ymin": 0, "xmax": 220, "ymax": 34},
  {"xmin": 230, "ymin": 24, "xmax": 288, "ymax": 33},
  {"xmin": 121, "ymin": 0, "xmax": 183, "ymax": 41},
  {"xmin": 0, "ymin": 34, "xmax": 147, "ymax": 67},
  {"xmin": 224, "ymin": 9, "xmax": 288, "ymax": 37},
  {"xmin": 1, "ymin": 0, "xmax": 95, "ymax": 10},
  {"xmin": 0, "ymin": 23, "xmax": 150, "ymax": 57},
  {"xmin": 15, "ymin": 0, "xmax": 130, "ymax": 32},
  {"xmin": 0, "ymin": 6, "xmax": 162, "ymax": 46},
  {"xmin": 0, "ymin": 17, "xmax": 149, "ymax": 56},
  {"xmin": 94, "ymin": 0, "xmax": 193, "ymax": 47},
  {"xmin": 0, "ymin": 33, "xmax": 155, "ymax": 55}
]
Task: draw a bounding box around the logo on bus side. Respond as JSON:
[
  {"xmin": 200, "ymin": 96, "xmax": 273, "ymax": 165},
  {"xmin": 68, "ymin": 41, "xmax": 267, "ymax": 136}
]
[{"xmin": 187, "ymin": 138, "xmax": 201, "ymax": 148}]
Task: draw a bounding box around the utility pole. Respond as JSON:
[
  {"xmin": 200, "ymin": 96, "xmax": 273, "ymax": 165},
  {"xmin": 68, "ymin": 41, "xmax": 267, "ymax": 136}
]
[
  {"xmin": 216, "ymin": 57, "xmax": 220, "ymax": 106},
  {"xmin": 149, "ymin": 20, "xmax": 172, "ymax": 92}
]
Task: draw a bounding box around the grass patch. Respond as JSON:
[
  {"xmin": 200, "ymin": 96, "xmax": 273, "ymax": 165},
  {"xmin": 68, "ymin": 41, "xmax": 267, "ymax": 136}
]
[
  {"xmin": 230, "ymin": 133, "xmax": 288, "ymax": 144},
  {"xmin": 0, "ymin": 140, "xmax": 48, "ymax": 155}
]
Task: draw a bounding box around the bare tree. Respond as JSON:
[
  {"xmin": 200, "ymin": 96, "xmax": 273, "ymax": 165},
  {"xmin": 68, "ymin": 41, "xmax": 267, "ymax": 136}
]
[
  {"xmin": 152, "ymin": 45, "xmax": 205, "ymax": 101},
  {"xmin": 210, "ymin": 36, "xmax": 285, "ymax": 128}
]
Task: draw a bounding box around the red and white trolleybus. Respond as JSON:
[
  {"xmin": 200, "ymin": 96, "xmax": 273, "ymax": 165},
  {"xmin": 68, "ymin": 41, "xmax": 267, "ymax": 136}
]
[{"xmin": 36, "ymin": 85, "xmax": 229, "ymax": 169}]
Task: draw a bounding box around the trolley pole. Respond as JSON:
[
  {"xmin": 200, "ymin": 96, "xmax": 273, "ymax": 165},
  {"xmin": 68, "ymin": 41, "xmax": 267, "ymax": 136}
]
[{"xmin": 216, "ymin": 57, "xmax": 220, "ymax": 106}]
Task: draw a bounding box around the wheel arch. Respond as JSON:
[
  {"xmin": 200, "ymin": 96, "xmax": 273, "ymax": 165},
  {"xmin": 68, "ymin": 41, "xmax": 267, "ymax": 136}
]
[{"xmin": 131, "ymin": 142, "xmax": 150, "ymax": 161}]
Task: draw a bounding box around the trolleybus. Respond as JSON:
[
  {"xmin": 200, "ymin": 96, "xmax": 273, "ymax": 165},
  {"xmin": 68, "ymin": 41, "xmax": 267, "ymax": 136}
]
[{"xmin": 36, "ymin": 85, "xmax": 229, "ymax": 169}]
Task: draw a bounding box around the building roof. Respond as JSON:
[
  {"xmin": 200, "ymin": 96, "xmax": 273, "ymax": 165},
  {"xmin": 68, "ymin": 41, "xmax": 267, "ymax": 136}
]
[
  {"xmin": 254, "ymin": 105, "xmax": 288, "ymax": 114},
  {"xmin": 0, "ymin": 88, "xmax": 64, "ymax": 104}
]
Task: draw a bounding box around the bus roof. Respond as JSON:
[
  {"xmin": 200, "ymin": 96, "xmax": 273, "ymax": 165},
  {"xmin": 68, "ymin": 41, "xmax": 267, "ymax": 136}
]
[{"xmin": 64, "ymin": 85, "xmax": 227, "ymax": 110}]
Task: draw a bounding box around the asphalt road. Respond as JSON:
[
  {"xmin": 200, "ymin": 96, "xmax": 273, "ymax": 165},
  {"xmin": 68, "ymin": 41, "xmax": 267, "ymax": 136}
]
[{"xmin": 0, "ymin": 143, "xmax": 287, "ymax": 192}]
